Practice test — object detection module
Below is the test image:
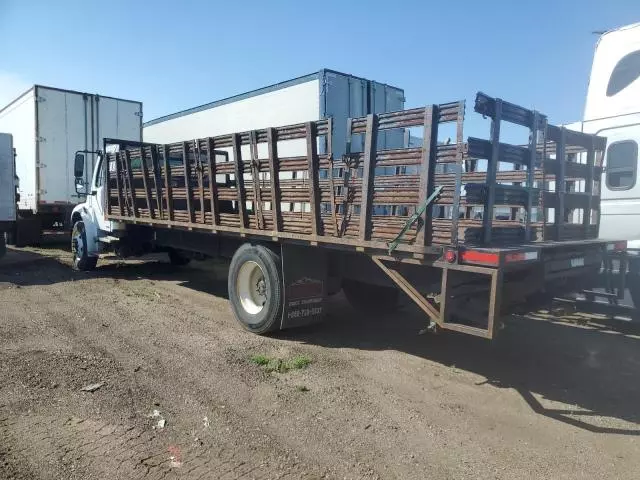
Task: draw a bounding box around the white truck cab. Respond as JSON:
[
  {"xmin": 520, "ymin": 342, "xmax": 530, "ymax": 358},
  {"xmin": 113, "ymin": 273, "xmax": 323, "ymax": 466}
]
[
  {"xmin": 70, "ymin": 144, "xmax": 125, "ymax": 269},
  {"xmin": 570, "ymin": 23, "xmax": 640, "ymax": 249}
]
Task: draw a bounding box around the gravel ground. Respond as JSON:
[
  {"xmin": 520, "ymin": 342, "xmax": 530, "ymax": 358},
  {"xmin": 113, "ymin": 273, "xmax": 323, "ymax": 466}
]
[{"xmin": 0, "ymin": 245, "xmax": 639, "ymax": 479}]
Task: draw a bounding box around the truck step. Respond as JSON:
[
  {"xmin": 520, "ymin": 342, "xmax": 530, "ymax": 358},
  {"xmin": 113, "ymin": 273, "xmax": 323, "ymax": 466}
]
[
  {"xmin": 98, "ymin": 235, "xmax": 121, "ymax": 243},
  {"xmin": 582, "ymin": 290, "xmax": 619, "ymax": 299}
]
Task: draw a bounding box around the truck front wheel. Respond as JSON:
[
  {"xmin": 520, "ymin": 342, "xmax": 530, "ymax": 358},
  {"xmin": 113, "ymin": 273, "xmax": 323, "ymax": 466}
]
[
  {"xmin": 71, "ymin": 221, "xmax": 97, "ymax": 271},
  {"xmin": 228, "ymin": 244, "xmax": 283, "ymax": 334}
]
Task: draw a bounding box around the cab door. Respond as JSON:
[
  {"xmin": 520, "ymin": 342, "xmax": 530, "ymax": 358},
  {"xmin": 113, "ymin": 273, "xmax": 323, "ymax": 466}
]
[
  {"xmin": 85, "ymin": 153, "xmax": 111, "ymax": 233},
  {"xmin": 598, "ymin": 124, "xmax": 640, "ymax": 241}
]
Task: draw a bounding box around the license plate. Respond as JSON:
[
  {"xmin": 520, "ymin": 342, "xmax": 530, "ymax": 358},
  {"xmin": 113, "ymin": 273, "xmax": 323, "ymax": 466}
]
[{"xmin": 570, "ymin": 257, "xmax": 585, "ymax": 268}]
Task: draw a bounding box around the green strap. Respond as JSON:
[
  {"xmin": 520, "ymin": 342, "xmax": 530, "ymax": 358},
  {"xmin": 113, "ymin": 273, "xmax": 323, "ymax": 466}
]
[{"xmin": 387, "ymin": 185, "xmax": 444, "ymax": 255}]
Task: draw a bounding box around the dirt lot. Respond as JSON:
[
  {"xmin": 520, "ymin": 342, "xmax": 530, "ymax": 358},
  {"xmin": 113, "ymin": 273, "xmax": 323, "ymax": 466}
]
[{"xmin": 0, "ymin": 245, "xmax": 639, "ymax": 479}]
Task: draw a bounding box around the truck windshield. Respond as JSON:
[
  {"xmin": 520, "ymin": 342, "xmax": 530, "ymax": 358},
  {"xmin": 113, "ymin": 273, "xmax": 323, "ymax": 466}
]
[
  {"xmin": 607, "ymin": 50, "xmax": 640, "ymax": 96},
  {"xmin": 96, "ymin": 155, "xmax": 105, "ymax": 187}
]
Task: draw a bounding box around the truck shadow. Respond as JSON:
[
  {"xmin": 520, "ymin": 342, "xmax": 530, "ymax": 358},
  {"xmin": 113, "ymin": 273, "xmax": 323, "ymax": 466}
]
[
  {"xmin": 281, "ymin": 296, "xmax": 640, "ymax": 436},
  {"xmin": 0, "ymin": 249, "xmax": 230, "ymax": 299},
  {"xmin": 95, "ymin": 258, "xmax": 230, "ymax": 299}
]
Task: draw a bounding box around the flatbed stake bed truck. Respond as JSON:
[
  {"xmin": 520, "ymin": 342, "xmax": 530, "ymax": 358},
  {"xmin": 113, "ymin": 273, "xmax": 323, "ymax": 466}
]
[{"xmin": 71, "ymin": 92, "xmax": 627, "ymax": 339}]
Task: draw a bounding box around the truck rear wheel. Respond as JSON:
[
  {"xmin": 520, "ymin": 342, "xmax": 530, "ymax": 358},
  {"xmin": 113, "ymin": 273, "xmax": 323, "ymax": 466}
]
[
  {"xmin": 628, "ymin": 256, "xmax": 640, "ymax": 308},
  {"xmin": 342, "ymin": 279, "xmax": 399, "ymax": 314},
  {"xmin": 71, "ymin": 221, "xmax": 97, "ymax": 271},
  {"xmin": 228, "ymin": 244, "xmax": 283, "ymax": 334}
]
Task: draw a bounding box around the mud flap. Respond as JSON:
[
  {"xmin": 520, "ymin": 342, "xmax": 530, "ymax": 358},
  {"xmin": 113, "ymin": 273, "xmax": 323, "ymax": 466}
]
[
  {"xmin": 280, "ymin": 244, "xmax": 328, "ymax": 329},
  {"xmin": 15, "ymin": 216, "xmax": 42, "ymax": 247}
]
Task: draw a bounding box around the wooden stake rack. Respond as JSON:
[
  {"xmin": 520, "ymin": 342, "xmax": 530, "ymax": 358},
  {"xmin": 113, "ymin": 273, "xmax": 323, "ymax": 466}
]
[{"xmin": 105, "ymin": 92, "xmax": 606, "ymax": 256}]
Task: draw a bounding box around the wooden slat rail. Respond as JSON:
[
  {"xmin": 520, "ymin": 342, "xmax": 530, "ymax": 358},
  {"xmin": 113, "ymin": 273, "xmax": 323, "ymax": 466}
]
[
  {"xmin": 123, "ymin": 150, "xmax": 138, "ymax": 217},
  {"xmin": 583, "ymin": 139, "xmax": 598, "ymax": 235},
  {"xmin": 249, "ymin": 131, "xmax": 265, "ymax": 229},
  {"xmin": 107, "ymin": 152, "xmax": 113, "ymax": 216},
  {"xmin": 150, "ymin": 145, "xmax": 163, "ymax": 219},
  {"xmin": 525, "ymin": 111, "xmax": 542, "ymax": 242},
  {"xmin": 358, "ymin": 114, "xmax": 378, "ymax": 241},
  {"xmin": 232, "ymin": 133, "xmax": 248, "ymax": 230},
  {"xmin": 482, "ymin": 99, "xmax": 502, "ymax": 243},
  {"xmin": 415, "ymin": 106, "xmax": 438, "ymax": 246},
  {"xmin": 140, "ymin": 146, "xmax": 154, "ymax": 218},
  {"xmin": 163, "ymin": 144, "xmax": 174, "ymax": 221},
  {"xmin": 554, "ymin": 127, "xmax": 567, "ymax": 241},
  {"xmin": 306, "ymin": 122, "xmax": 321, "ymax": 236},
  {"xmin": 114, "ymin": 152, "xmax": 125, "ymax": 216},
  {"xmin": 206, "ymin": 137, "xmax": 219, "ymax": 227},
  {"xmin": 267, "ymin": 127, "xmax": 282, "ymax": 233},
  {"xmin": 182, "ymin": 142, "xmax": 194, "ymax": 223},
  {"xmin": 450, "ymin": 100, "xmax": 465, "ymax": 244},
  {"xmin": 105, "ymin": 93, "xmax": 606, "ymax": 253},
  {"xmin": 193, "ymin": 140, "xmax": 205, "ymax": 224}
]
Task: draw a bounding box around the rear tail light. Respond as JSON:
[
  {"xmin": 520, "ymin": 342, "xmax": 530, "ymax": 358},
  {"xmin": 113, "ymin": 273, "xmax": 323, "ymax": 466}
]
[
  {"xmin": 444, "ymin": 250, "xmax": 457, "ymax": 263},
  {"xmin": 606, "ymin": 241, "xmax": 627, "ymax": 252},
  {"xmin": 504, "ymin": 251, "xmax": 539, "ymax": 262},
  {"xmin": 459, "ymin": 250, "xmax": 500, "ymax": 266},
  {"xmin": 459, "ymin": 249, "xmax": 538, "ymax": 266}
]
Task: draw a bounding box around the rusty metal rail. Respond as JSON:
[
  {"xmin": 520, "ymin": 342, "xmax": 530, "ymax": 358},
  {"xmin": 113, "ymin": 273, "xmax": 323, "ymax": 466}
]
[{"xmin": 106, "ymin": 92, "xmax": 607, "ymax": 254}]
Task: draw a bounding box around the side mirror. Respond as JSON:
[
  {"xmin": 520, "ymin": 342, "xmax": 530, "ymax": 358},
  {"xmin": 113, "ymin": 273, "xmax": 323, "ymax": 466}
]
[{"xmin": 74, "ymin": 153, "xmax": 85, "ymax": 178}]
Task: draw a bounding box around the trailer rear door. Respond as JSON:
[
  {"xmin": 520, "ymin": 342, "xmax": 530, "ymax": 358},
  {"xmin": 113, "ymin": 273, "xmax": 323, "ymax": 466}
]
[
  {"xmin": 0, "ymin": 133, "xmax": 15, "ymax": 222},
  {"xmin": 91, "ymin": 97, "xmax": 142, "ymax": 180},
  {"xmin": 36, "ymin": 87, "xmax": 87, "ymax": 206},
  {"xmin": 599, "ymin": 124, "xmax": 640, "ymax": 241}
]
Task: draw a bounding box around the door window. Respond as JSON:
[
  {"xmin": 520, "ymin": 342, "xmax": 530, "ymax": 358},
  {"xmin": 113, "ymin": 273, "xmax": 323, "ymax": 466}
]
[
  {"xmin": 606, "ymin": 140, "xmax": 638, "ymax": 190},
  {"xmin": 95, "ymin": 156, "xmax": 105, "ymax": 187}
]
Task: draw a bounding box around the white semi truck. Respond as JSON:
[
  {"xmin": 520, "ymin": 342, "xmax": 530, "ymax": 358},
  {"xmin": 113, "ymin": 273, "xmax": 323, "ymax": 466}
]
[
  {"xmin": 0, "ymin": 85, "xmax": 142, "ymax": 245},
  {"xmin": 562, "ymin": 22, "xmax": 640, "ymax": 306}
]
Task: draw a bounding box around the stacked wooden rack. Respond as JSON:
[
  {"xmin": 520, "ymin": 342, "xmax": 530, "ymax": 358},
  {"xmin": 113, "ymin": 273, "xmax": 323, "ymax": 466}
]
[{"xmin": 106, "ymin": 92, "xmax": 607, "ymax": 255}]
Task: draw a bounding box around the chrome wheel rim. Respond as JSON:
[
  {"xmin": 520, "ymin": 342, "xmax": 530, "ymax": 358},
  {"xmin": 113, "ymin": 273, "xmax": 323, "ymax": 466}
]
[
  {"xmin": 236, "ymin": 261, "xmax": 267, "ymax": 319},
  {"xmin": 71, "ymin": 227, "xmax": 84, "ymax": 260}
]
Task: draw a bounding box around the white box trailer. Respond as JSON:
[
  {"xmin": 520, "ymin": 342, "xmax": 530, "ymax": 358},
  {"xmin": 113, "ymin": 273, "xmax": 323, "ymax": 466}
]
[
  {"xmin": 0, "ymin": 133, "xmax": 16, "ymax": 257},
  {"xmin": 0, "ymin": 85, "xmax": 142, "ymax": 241},
  {"xmin": 144, "ymin": 69, "xmax": 404, "ymax": 214},
  {"xmin": 0, "ymin": 133, "xmax": 16, "ymax": 223},
  {"xmin": 143, "ymin": 69, "xmax": 405, "ymax": 159}
]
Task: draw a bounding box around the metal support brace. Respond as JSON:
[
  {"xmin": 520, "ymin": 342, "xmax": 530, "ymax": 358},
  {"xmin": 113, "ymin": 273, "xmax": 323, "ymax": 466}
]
[{"xmin": 387, "ymin": 186, "xmax": 444, "ymax": 255}]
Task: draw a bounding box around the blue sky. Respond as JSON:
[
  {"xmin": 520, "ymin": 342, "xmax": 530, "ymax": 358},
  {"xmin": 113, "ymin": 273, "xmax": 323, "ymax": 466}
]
[{"xmin": 0, "ymin": 0, "xmax": 638, "ymax": 134}]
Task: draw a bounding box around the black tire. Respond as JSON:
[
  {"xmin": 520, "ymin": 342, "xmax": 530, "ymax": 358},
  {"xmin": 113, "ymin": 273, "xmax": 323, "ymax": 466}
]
[
  {"xmin": 0, "ymin": 234, "xmax": 6, "ymax": 259},
  {"xmin": 15, "ymin": 216, "xmax": 42, "ymax": 247},
  {"xmin": 71, "ymin": 221, "xmax": 97, "ymax": 271},
  {"xmin": 5, "ymin": 226, "xmax": 16, "ymax": 246},
  {"xmin": 342, "ymin": 279, "xmax": 399, "ymax": 314},
  {"xmin": 629, "ymin": 274, "xmax": 640, "ymax": 309},
  {"xmin": 628, "ymin": 257, "xmax": 640, "ymax": 308},
  {"xmin": 168, "ymin": 248, "xmax": 191, "ymax": 266},
  {"xmin": 228, "ymin": 244, "xmax": 283, "ymax": 334}
]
